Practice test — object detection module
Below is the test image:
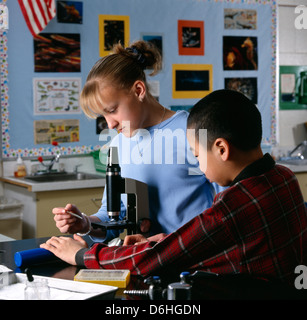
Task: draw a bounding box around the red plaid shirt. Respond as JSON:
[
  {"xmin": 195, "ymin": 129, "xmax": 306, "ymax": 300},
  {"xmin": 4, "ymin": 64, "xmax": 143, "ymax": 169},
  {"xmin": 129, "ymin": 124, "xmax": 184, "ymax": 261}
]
[{"xmin": 81, "ymin": 155, "xmax": 307, "ymax": 285}]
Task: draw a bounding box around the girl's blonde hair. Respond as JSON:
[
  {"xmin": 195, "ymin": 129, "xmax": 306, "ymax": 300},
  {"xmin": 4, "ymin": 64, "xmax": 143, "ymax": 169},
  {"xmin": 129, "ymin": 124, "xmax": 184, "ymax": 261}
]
[{"xmin": 80, "ymin": 40, "xmax": 162, "ymax": 118}]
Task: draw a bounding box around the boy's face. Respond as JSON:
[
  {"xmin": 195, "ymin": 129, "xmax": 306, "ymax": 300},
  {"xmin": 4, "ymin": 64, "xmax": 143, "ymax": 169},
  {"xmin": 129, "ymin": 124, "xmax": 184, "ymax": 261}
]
[{"xmin": 187, "ymin": 130, "xmax": 229, "ymax": 186}]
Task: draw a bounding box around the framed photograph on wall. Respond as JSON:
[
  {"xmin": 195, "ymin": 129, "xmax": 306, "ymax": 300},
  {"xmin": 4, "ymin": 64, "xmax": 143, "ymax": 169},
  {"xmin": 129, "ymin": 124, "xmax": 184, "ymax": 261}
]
[
  {"xmin": 170, "ymin": 105, "xmax": 193, "ymax": 112},
  {"xmin": 224, "ymin": 9, "xmax": 257, "ymax": 30},
  {"xmin": 178, "ymin": 20, "xmax": 204, "ymax": 55},
  {"xmin": 225, "ymin": 77, "xmax": 258, "ymax": 104},
  {"xmin": 172, "ymin": 64, "xmax": 212, "ymax": 99},
  {"xmin": 141, "ymin": 33, "xmax": 163, "ymax": 67},
  {"xmin": 96, "ymin": 116, "xmax": 108, "ymax": 134},
  {"xmin": 223, "ymin": 36, "xmax": 258, "ymax": 70},
  {"xmin": 34, "ymin": 33, "xmax": 81, "ymax": 72},
  {"xmin": 99, "ymin": 15, "xmax": 130, "ymax": 57},
  {"xmin": 56, "ymin": 1, "xmax": 83, "ymax": 24}
]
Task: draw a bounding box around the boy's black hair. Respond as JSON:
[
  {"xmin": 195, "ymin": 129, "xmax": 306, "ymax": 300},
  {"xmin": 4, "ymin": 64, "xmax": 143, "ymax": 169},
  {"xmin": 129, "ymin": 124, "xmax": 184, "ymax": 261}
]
[{"xmin": 187, "ymin": 89, "xmax": 262, "ymax": 151}]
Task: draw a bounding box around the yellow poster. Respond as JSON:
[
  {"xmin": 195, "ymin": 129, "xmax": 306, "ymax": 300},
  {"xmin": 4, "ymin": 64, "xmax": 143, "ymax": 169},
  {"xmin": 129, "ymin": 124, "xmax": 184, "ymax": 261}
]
[
  {"xmin": 99, "ymin": 15, "xmax": 130, "ymax": 57},
  {"xmin": 34, "ymin": 119, "xmax": 79, "ymax": 144},
  {"xmin": 172, "ymin": 64, "xmax": 213, "ymax": 99}
]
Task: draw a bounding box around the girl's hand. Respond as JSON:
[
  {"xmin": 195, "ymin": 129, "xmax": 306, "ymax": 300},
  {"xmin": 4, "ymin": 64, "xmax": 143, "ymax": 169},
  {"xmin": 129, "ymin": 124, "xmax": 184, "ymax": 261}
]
[{"xmin": 53, "ymin": 204, "xmax": 89, "ymax": 234}]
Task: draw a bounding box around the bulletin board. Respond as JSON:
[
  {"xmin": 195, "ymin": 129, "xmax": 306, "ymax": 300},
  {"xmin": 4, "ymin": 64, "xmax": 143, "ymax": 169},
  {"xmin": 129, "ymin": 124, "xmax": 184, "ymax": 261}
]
[{"xmin": 1, "ymin": 0, "xmax": 277, "ymax": 159}]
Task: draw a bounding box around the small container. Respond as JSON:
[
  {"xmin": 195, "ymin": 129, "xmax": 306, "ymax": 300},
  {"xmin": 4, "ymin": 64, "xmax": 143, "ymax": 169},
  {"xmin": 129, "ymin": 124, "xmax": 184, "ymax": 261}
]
[
  {"xmin": 74, "ymin": 269, "xmax": 130, "ymax": 288},
  {"xmin": 91, "ymin": 149, "xmax": 107, "ymax": 173},
  {"xmin": 14, "ymin": 154, "xmax": 27, "ymax": 178},
  {"xmin": 24, "ymin": 278, "xmax": 50, "ymax": 300}
]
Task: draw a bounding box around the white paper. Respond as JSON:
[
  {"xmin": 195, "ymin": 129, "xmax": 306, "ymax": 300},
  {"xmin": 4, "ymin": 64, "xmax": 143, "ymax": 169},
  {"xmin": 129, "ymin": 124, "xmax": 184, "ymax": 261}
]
[
  {"xmin": 281, "ymin": 74, "xmax": 295, "ymax": 94},
  {"xmin": 0, "ymin": 265, "xmax": 12, "ymax": 272},
  {"xmin": 0, "ymin": 273, "xmax": 117, "ymax": 300}
]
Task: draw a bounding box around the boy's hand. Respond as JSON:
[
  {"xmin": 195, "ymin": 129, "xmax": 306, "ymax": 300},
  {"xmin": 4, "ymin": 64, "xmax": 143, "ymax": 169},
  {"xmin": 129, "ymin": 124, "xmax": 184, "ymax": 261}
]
[
  {"xmin": 123, "ymin": 234, "xmax": 148, "ymax": 246},
  {"xmin": 40, "ymin": 234, "xmax": 88, "ymax": 265},
  {"xmin": 123, "ymin": 233, "xmax": 167, "ymax": 246}
]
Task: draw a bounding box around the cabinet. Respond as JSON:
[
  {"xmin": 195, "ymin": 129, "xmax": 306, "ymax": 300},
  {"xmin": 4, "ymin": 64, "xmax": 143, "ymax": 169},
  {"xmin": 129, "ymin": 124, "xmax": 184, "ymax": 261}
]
[
  {"xmin": 295, "ymin": 172, "xmax": 307, "ymax": 202},
  {"xmin": 3, "ymin": 182, "xmax": 104, "ymax": 239},
  {"xmin": 0, "ymin": 198, "xmax": 23, "ymax": 240},
  {"xmin": 35, "ymin": 188, "xmax": 104, "ymax": 238}
]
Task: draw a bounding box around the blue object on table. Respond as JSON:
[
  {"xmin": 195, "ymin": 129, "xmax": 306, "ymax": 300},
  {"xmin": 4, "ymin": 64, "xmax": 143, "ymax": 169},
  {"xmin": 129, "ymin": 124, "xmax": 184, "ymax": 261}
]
[{"xmin": 14, "ymin": 248, "xmax": 59, "ymax": 267}]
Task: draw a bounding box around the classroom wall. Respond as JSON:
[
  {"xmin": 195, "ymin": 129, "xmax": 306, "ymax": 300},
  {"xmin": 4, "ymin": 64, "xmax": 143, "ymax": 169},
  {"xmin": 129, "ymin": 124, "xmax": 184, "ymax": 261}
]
[{"xmin": 2, "ymin": 0, "xmax": 276, "ymax": 159}]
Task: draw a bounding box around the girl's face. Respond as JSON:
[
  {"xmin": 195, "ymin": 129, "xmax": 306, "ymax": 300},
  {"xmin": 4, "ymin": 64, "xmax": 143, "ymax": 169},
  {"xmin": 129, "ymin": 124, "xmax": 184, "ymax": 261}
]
[{"xmin": 97, "ymin": 82, "xmax": 145, "ymax": 137}]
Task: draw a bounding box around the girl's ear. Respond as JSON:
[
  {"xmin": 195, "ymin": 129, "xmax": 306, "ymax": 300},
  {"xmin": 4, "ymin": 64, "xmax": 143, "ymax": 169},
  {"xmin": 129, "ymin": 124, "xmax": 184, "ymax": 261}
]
[
  {"xmin": 213, "ymin": 138, "xmax": 230, "ymax": 161},
  {"xmin": 133, "ymin": 80, "xmax": 146, "ymax": 102}
]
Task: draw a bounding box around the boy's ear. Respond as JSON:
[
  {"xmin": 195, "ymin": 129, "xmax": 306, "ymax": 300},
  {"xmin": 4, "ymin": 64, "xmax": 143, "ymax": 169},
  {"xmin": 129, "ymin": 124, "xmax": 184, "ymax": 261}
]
[{"xmin": 214, "ymin": 138, "xmax": 230, "ymax": 161}]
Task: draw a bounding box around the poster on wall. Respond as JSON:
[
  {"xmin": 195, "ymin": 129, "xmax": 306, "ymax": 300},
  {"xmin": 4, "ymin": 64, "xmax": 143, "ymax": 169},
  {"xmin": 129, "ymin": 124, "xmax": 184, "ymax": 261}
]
[
  {"xmin": 223, "ymin": 36, "xmax": 258, "ymax": 70},
  {"xmin": 225, "ymin": 77, "xmax": 258, "ymax": 104},
  {"xmin": 56, "ymin": 1, "xmax": 83, "ymax": 24},
  {"xmin": 141, "ymin": 34, "xmax": 163, "ymax": 54},
  {"xmin": 178, "ymin": 20, "xmax": 204, "ymax": 55},
  {"xmin": 34, "ymin": 33, "xmax": 81, "ymax": 72},
  {"xmin": 96, "ymin": 116, "xmax": 108, "ymax": 134},
  {"xmin": 172, "ymin": 64, "xmax": 212, "ymax": 99},
  {"xmin": 224, "ymin": 9, "xmax": 257, "ymax": 30},
  {"xmin": 34, "ymin": 119, "xmax": 80, "ymax": 144},
  {"xmin": 148, "ymin": 80, "xmax": 160, "ymax": 101},
  {"xmin": 0, "ymin": 5, "xmax": 9, "ymax": 30},
  {"xmin": 99, "ymin": 15, "xmax": 130, "ymax": 57},
  {"xmin": 170, "ymin": 105, "xmax": 193, "ymax": 113},
  {"xmin": 141, "ymin": 33, "xmax": 163, "ymax": 67},
  {"xmin": 33, "ymin": 78, "xmax": 81, "ymax": 115}
]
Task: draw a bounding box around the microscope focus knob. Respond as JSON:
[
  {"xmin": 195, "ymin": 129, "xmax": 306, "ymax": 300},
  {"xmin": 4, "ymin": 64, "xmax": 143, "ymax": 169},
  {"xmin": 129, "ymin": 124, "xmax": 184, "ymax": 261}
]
[{"xmin": 167, "ymin": 272, "xmax": 192, "ymax": 300}]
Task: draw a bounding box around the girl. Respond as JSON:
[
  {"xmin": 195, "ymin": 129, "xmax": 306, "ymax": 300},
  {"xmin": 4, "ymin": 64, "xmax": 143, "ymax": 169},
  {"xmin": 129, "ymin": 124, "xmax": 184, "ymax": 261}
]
[{"xmin": 52, "ymin": 40, "xmax": 221, "ymax": 242}]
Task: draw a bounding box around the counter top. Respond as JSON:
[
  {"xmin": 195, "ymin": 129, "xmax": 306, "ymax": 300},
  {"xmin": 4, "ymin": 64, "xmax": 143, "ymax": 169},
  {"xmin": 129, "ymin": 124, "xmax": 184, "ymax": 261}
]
[
  {"xmin": 276, "ymin": 162, "xmax": 307, "ymax": 173},
  {"xmin": 2, "ymin": 162, "xmax": 306, "ymax": 193},
  {"xmin": 0, "ymin": 174, "xmax": 106, "ymax": 192}
]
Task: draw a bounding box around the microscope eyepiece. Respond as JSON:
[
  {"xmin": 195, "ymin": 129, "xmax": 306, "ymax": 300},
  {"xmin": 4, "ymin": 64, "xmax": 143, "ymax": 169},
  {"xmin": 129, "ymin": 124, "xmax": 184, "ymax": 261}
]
[
  {"xmin": 108, "ymin": 146, "xmax": 119, "ymax": 166},
  {"xmin": 106, "ymin": 147, "xmax": 122, "ymax": 220}
]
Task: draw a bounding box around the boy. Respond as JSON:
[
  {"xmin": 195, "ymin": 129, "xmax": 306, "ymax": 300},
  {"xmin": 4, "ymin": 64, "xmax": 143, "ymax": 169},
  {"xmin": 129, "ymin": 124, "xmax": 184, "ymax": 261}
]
[{"xmin": 41, "ymin": 90, "xmax": 307, "ymax": 285}]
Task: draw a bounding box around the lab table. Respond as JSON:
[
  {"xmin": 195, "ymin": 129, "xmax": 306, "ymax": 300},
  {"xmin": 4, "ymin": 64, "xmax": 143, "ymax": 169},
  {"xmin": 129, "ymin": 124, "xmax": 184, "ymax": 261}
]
[{"xmin": 0, "ymin": 237, "xmax": 306, "ymax": 300}]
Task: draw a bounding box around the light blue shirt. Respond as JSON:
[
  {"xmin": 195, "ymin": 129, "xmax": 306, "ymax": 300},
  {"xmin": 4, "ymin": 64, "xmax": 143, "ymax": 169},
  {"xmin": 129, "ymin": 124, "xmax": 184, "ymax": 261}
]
[{"xmin": 93, "ymin": 111, "xmax": 223, "ymax": 242}]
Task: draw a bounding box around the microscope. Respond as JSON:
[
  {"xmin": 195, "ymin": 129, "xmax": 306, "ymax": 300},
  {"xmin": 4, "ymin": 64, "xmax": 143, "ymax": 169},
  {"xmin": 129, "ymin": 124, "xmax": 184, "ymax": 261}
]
[{"xmin": 91, "ymin": 146, "xmax": 150, "ymax": 236}]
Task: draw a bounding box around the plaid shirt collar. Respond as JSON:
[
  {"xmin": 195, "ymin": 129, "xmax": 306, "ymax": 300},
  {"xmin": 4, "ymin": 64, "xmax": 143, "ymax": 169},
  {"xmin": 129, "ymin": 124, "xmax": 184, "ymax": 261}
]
[{"xmin": 229, "ymin": 153, "xmax": 275, "ymax": 187}]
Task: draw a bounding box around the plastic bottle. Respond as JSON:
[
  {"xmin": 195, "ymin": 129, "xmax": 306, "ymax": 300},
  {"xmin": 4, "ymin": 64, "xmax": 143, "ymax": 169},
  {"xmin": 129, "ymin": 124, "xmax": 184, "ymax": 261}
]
[{"xmin": 14, "ymin": 154, "xmax": 27, "ymax": 178}]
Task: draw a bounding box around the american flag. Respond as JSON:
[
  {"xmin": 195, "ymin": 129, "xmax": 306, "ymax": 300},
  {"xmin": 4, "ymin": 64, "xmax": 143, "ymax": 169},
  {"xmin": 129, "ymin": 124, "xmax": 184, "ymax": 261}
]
[{"xmin": 18, "ymin": 0, "xmax": 56, "ymax": 37}]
